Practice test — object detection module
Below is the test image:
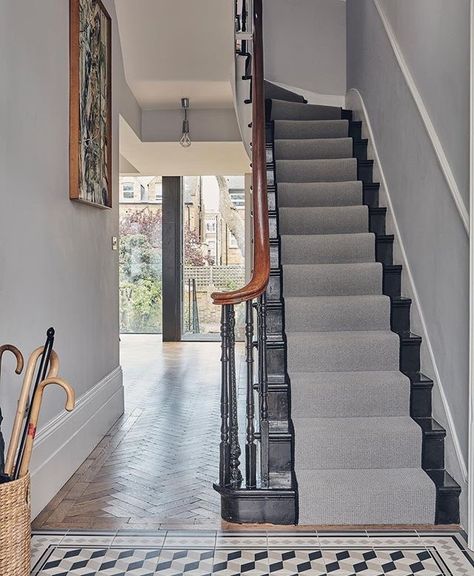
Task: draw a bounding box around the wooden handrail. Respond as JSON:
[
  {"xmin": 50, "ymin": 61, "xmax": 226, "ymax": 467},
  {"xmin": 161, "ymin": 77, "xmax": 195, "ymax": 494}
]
[{"xmin": 212, "ymin": 0, "xmax": 269, "ymax": 306}]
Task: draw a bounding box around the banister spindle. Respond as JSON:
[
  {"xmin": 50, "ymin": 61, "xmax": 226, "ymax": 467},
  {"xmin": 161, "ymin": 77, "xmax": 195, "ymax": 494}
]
[
  {"xmin": 227, "ymin": 305, "xmax": 242, "ymax": 488},
  {"xmin": 257, "ymin": 293, "xmax": 270, "ymax": 488},
  {"xmin": 219, "ymin": 306, "xmax": 230, "ymax": 487},
  {"xmin": 245, "ymin": 300, "xmax": 256, "ymax": 488}
]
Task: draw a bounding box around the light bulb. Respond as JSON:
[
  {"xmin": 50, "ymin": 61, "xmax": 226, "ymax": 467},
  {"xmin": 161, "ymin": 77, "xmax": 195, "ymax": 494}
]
[
  {"xmin": 180, "ymin": 132, "xmax": 191, "ymax": 148},
  {"xmin": 180, "ymin": 118, "xmax": 191, "ymax": 147}
]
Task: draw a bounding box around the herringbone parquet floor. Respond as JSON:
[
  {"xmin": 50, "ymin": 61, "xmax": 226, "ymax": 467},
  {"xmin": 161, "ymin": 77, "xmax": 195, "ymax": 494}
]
[{"xmin": 33, "ymin": 336, "xmax": 241, "ymax": 530}]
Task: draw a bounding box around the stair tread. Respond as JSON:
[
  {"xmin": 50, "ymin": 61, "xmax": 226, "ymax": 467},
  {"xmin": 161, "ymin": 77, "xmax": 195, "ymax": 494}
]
[
  {"xmin": 274, "ymin": 138, "xmax": 353, "ymax": 161},
  {"xmin": 270, "ymin": 99, "xmax": 342, "ymax": 121},
  {"xmin": 279, "ymin": 205, "xmax": 368, "ymax": 235},
  {"xmin": 285, "ymin": 294, "xmax": 390, "ymax": 332},
  {"xmin": 274, "ymin": 119, "xmax": 349, "ymax": 140},
  {"xmin": 283, "ymin": 262, "xmax": 383, "ymax": 297},
  {"xmin": 277, "ymin": 181, "xmax": 363, "ymax": 208},
  {"xmin": 291, "ymin": 370, "xmax": 410, "ymax": 418},
  {"xmin": 276, "ymin": 158, "xmax": 358, "ymax": 183},
  {"xmin": 293, "ymin": 416, "xmax": 423, "ymax": 470},
  {"xmin": 287, "ymin": 330, "xmax": 400, "ymax": 372},
  {"xmin": 281, "ymin": 233, "xmax": 375, "ymax": 265},
  {"xmin": 297, "ymin": 468, "xmax": 436, "ymax": 525}
]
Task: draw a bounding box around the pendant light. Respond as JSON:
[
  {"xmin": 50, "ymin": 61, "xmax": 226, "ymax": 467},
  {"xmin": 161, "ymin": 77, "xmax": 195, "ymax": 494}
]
[{"xmin": 179, "ymin": 98, "xmax": 191, "ymax": 148}]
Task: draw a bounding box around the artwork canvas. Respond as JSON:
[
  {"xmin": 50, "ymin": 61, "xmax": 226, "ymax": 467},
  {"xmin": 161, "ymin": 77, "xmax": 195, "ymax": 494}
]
[{"xmin": 70, "ymin": 0, "xmax": 112, "ymax": 208}]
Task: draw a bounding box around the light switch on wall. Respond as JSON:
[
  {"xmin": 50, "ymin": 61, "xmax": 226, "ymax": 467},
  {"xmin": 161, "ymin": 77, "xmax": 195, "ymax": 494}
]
[{"xmin": 112, "ymin": 236, "xmax": 118, "ymax": 250}]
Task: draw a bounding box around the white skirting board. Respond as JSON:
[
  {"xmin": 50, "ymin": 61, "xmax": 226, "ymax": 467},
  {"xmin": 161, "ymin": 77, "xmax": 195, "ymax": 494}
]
[
  {"xmin": 346, "ymin": 88, "xmax": 468, "ymax": 526},
  {"xmin": 30, "ymin": 365, "xmax": 124, "ymax": 519}
]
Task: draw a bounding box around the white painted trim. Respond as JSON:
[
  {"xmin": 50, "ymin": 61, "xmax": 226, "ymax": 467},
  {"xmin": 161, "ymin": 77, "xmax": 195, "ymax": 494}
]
[
  {"xmin": 373, "ymin": 0, "xmax": 470, "ymax": 235},
  {"xmin": 468, "ymin": 0, "xmax": 474, "ymax": 551},
  {"xmin": 30, "ymin": 366, "xmax": 124, "ymax": 518},
  {"xmin": 266, "ymin": 80, "xmax": 346, "ymax": 108},
  {"xmin": 347, "ymin": 88, "xmax": 469, "ymax": 487}
]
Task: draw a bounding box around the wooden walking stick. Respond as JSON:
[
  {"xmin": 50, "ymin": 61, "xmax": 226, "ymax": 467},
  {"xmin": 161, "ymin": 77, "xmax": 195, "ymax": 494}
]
[
  {"xmin": 0, "ymin": 345, "xmax": 24, "ymax": 482},
  {"xmin": 0, "ymin": 345, "xmax": 24, "ymax": 377},
  {"xmin": 5, "ymin": 347, "xmax": 59, "ymax": 478},
  {"xmin": 17, "ymin": 377, "xmax": 75, "ymax": 478},
  {"xmin": 12, "ymin": 328, "xmax": 56, "ymax": 479}
]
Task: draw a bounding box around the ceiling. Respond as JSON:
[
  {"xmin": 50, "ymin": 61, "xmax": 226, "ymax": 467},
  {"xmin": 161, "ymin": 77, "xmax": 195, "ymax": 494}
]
[
  {"xmin": 120, "ymin": 117, "xmax": 250, "ymax": 176},
  {"xmin": 115, "ymin": 0, "xmax": 235, "ymax": 110}
]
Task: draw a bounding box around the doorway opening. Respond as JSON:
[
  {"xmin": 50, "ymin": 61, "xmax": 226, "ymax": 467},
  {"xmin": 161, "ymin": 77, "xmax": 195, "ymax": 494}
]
[{"xmin": 182, "ymin": 176, "xmax": 246, "ymax": 341}]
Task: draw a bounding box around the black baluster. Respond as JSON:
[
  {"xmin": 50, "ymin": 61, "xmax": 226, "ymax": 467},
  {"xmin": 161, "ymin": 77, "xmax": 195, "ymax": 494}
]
[
  {"xmin": 258, "ymin": 294, "xmax": 270, "ymax": 488},
  {"xmin": 242, "ymin": 0, "xmax": 248, "ymax": 32},
  {"xmin": 245, "ymin": 300, "xmax": 256, "ymax": 488},
  {"xmin": 219, "ymin": 306, "xmax": 230, "ymax": 487},
  {"xmin": 227, "ymin": 305, "xmax": 242, "ymax": 488}
]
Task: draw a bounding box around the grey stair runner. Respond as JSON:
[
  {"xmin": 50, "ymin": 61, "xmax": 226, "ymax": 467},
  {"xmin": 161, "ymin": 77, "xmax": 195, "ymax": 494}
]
[{"xmin": 272, "ymin": 100, "xmax": 436, "ymax": 524}]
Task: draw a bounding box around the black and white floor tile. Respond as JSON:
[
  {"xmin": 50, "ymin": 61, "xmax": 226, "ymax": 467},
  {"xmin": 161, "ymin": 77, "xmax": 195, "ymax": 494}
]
[{"xmin": 31, "ymin": 530, "xmax": 474, "ymax": 575}]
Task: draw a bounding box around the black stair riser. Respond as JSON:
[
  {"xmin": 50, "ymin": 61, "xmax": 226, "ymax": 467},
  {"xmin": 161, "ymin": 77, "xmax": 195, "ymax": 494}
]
[
  {"xmin": 436, "ymin": 491, "xmax": 460, "ymax": 524},
  {"xmin": 426, "ymin": 470, "xmax": 461, "ymax": 524},
  {"xmin": 216, "ymin": 485, "xmax": 297, "ymax": 524},
  {"xmin": 267, "ymin": 304, "xmax": 284, "ymax": 338},
  {"xmin": 266, "ymin": 122, "xmax": 273, "ymax": 143},
  {"xmin": 358, "ymin": 160, "xmax": 374, "ymax": 185},
  {"xmin": 400, "ymin": 334, "xmax": 422, "ymax": 375},
  {"xmin": 422, "ymin": 434, "xmax": 445, "ymax": 470},
  {"xmin": 267, "ymin": 270, "xmax": 282, "ymax": 302},
  {"xmin": 376, "ymin": 235, "xmax": 394, "ymax": 266},
  {"xmin": 349, "ymin": 120, "xmax": 362, "ymax": 140},
  {"xmin": 369, "ymin": 207, "xmax": 386, "ymax": 235},
  {"xmin": 391, "ymin": 298, "xmax": 411, "ymax": 335},
  {"xmin": 353, "ymin": 139, "xmax": 368, "ymax": 161},
  {"xmin": 383, "ymin": 265, "xmax": 402, "ymax": 299},
  {"xmin": 266, "ymin": 342, "xmax": 287, "ymax": 385},
  {"xmin": 363, "ymin": 183, "xmax": 380, "ymax": 208},
  {"xmin": 341, "ymin": 109, "xmax": 353, "ymax": 122},
  {"xmin": 410, "ymin": 376, "xmax": 433, "ymax": 418},
  {"xmin": 253, "ymin": 433, "xmax": 292, "ymax": 473}
]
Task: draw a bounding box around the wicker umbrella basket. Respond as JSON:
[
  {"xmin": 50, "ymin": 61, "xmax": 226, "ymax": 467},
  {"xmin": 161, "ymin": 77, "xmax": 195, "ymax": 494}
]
[{"xmin": 0, "ymin": 474, "xmax": 31, "ymax": 576}]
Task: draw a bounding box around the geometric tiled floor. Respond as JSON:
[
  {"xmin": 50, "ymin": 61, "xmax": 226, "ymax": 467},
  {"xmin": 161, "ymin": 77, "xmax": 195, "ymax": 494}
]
[{"xmin": 32, "ymin": 530, "xmax": 474, "ymax": 575}]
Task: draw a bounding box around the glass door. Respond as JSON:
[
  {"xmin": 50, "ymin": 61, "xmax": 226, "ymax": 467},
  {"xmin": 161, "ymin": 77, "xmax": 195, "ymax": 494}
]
[{"xmin": 182, "ymin": 175, "xmax": 246, "ymax": 340}]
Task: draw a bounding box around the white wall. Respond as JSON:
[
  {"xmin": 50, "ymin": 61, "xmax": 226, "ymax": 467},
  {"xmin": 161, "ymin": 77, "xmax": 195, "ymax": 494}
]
[
  {"xmin": 347, "ymin": 0, "xmax": 470, "ymax": 527},
  {"xmin": 263, "ymin": 0, "xmax": 346, "ymax": 97},
  {"xmin": 0, "ymin": 0, "xmax": 138, "ymax": 516}
]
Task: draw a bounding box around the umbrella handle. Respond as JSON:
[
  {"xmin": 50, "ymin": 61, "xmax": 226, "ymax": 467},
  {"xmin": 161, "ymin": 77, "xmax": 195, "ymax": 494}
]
[
  {"xmin": 0, "ymin": 345, "xmax": 24, "ymax": 375},
  {"xmin": 4, "ymin": 348, "xmax": 59, "ymax": 477},
  {"xmin": 18, "ymin": 377, "xmax": 75, "ymax": 478}
]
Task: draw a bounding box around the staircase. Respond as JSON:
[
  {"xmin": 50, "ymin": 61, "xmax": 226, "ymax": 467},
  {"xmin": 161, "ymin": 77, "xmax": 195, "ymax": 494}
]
[
  {"xmin": 214, "ymin": 0, "xmax": 460, "ymax": 527},
  {"xmin": 265, "ymin": 97, "xmax": 461, "ymax": 525}
]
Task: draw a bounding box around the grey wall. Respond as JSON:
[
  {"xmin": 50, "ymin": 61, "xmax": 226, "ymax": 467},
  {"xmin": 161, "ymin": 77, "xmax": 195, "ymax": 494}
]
[
  {"xmin": 0, "ymin": 0, "xmax": 137, "ymax": 469},
  {"xmin": 263, "ymin": 0, "xmax": 346, "ymax": 96},
  {"xmin": 347, "ymin": 0, "xmax": 469, "ymax": 525},
  {"xmin": 379, "ymin": 0, "xmax": 470, "ymax": 208}
]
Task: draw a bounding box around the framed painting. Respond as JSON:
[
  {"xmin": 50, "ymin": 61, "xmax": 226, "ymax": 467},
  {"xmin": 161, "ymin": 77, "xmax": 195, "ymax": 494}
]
[{"xmin": 70, "ymin": 0, "xmax": 112, "ymax": 208}]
